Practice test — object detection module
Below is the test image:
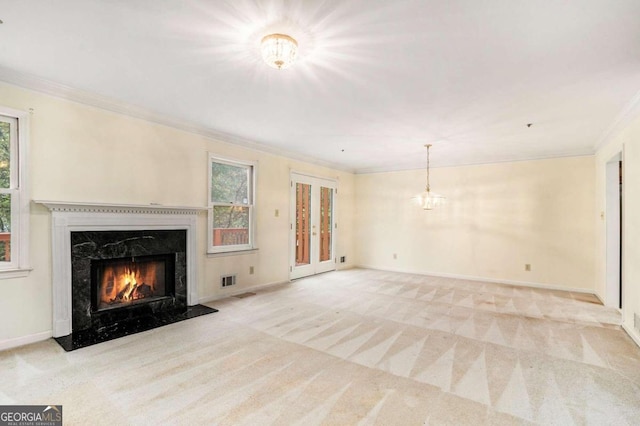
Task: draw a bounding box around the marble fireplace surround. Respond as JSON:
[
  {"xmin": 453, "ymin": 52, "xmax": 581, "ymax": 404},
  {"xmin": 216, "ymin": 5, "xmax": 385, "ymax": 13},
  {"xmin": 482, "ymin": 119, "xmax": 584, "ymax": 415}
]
[{"xmin": 36, "ymin": 201, "xmax": 204, "ymax": 338}]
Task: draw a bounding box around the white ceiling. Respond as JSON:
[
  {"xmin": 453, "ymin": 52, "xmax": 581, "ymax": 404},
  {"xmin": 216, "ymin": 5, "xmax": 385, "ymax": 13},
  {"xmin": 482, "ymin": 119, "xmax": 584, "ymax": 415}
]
[{"xmin": 0, "ymin": 0, "xmax": 639, "ymax": 173}]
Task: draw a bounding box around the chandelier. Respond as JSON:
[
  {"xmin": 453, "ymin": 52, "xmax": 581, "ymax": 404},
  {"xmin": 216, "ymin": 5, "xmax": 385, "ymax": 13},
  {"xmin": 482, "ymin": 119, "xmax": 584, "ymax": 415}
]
[
  {"xmin": 414, "ymin": 144, "xmax": 445, "ymax": 210},
  {"xmin": 261, "ymin": 33, "xmax": 298, "ymax": 69}
]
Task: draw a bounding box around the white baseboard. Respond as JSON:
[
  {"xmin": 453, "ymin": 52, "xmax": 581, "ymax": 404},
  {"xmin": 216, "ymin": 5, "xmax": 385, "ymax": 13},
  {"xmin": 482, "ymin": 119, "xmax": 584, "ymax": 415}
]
[
  {"xmin": 354, "ymin": 264, "xmax": 598, "ymax": 295},
  {"xmin": 198, "ymin": 280, "xmax": 291, "ymax": 304},
  {"xmin": 621, "ymin": 322, "xmax": 640, "ymax": 349},
  {"xmin": 592, "ymin": 292, "xmax": 605, "ymax": 305},
  {"xmin": 0, "ymin": 331, "xmax": 52, "ymax": 352},
  {"xmin": 336, "ymin": 264, "xmax": 355, "ymax": 271}
]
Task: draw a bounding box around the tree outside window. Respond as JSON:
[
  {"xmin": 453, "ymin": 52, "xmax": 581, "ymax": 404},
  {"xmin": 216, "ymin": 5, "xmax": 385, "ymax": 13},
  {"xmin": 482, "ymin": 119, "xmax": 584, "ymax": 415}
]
[
  {"xmin": 0, "ymin": 107, "xmax": 29, "ymax": 275},
  {"xmin": 208, "ymin": 156, "xmax": 255, "ymax": 252},
  {"xmin": 0, "ymin": 119, "xmax": 13, "ymax": 262}
]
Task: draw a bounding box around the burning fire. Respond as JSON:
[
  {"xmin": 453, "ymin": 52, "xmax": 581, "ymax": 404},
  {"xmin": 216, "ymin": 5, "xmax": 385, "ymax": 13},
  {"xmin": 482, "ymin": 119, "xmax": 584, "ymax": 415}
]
[{"xmin": 99, "ymin": 262, "xmax": 159, "ymax": 308}]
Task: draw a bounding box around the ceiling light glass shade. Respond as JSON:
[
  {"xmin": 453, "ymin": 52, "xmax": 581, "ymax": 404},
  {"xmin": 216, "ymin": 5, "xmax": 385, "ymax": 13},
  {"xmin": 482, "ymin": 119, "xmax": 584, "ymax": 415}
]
[
  {"xmin": 414, "ymin": 190, "xmax": 446, "ymax": 210},
  {"xmin": 261, "ymin": 33, "xmax": 298, "ymax": 69}
]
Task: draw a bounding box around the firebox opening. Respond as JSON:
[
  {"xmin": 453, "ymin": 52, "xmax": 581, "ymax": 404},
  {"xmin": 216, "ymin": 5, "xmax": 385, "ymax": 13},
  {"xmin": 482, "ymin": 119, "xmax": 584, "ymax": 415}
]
[{"xmin": 91, "ymin": 253, "xmax": 176, "ymax": 312}]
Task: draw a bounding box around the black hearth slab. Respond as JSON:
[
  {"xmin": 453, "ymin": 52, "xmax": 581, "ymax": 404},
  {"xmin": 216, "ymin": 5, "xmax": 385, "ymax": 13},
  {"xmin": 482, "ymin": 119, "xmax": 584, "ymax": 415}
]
[{"xmin": 53, "ymin": 304, "xmax": 218, "ymax": 352}]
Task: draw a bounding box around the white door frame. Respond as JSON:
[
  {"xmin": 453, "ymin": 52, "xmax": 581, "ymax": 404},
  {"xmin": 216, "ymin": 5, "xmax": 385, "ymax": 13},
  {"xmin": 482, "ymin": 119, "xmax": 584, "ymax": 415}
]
[
  {"xmin": 289, "ymin": 172, "xmax": 337, "ymax": 280},
  {"xmin": 605, "ymin": 151, "xmax": 622, "ymax": 309}
]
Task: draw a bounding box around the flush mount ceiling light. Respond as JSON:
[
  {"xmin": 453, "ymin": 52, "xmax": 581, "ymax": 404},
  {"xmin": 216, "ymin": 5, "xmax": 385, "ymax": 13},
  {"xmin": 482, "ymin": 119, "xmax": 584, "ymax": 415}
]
[
  {"xmin": 413, "ymin": 144, "xmax": 446, "ymax": 210},
  {"xmin": 261, "ymin": 33, "xmax": 298, "ymax": 69}
]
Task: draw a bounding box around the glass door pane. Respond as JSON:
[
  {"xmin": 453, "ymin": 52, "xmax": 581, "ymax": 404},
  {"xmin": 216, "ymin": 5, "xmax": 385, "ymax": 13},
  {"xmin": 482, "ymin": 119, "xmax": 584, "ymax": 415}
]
[
  {"xmin": 295, "ymin": 183, "xmax": 311, "ymax": 266},
  {"xmin": 319, "ymin": 187, "xmax": 333, "ymax": 262}
]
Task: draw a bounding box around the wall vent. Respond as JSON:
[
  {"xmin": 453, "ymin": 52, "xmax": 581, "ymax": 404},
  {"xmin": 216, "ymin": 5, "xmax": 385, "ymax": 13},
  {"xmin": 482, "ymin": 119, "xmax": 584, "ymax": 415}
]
[{"xmin": 221, "ymin": 275, "xmax": 236, "ymax": 288}]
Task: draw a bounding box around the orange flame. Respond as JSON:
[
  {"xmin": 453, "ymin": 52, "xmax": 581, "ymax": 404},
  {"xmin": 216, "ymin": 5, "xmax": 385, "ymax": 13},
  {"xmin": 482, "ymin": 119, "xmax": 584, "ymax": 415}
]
[{"xmin": 98, "ymin": 262, "xmax": 160, "ymax": 309}]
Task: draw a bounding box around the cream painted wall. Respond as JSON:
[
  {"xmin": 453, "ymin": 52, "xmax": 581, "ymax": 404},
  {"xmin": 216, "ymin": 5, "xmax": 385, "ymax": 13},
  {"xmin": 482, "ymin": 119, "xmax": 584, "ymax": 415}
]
[
  {"xmin": 596, "ymin": 113, "xmax": 640, "ymax": 344},
  {"xmin": 355, "ymin": 156, "xmax": 596, "ymax": 290},
  {"xmin": 0, "ymin": 82, "xmax": 355, "ymax": 345}
]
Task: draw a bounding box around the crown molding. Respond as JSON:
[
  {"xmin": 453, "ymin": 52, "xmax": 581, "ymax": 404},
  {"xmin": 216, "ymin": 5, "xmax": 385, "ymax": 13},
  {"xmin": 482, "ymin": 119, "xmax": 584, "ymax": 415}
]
[
  {"xmin": 354, "ymin": 150, "xmax": 596, "ymax": 174},
  {"xmin": 0, "ymin": 65, "xmax": 354, "ymax": 174},
  {"xmin": 594, "ymin": 87, "xmax": 640, "ymax": 151}
]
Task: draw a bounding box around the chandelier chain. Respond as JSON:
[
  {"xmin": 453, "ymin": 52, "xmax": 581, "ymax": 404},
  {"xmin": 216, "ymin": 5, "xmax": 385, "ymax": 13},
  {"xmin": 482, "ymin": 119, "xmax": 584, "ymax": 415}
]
[
  {"xmin": 425, "ymin": 144, "xmax": 431, "ymax": 192},
  {"xmin": 414, "ymin": 143, "xmax": 444, "ymax": 210}
]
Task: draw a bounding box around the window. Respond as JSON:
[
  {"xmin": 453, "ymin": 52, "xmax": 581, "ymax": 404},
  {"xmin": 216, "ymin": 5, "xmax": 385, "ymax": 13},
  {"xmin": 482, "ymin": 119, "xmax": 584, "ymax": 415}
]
[
  {"xmin": 0, "ymin": 107, "xmax": 30, "ymax": 276},
  {"xmin": 208, "ymin": 154, "xmax": 256, "ymax": 253}
]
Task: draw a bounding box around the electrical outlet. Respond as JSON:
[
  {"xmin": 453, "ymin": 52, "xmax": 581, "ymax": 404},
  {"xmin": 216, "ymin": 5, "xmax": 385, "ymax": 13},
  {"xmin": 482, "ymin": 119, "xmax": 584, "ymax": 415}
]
[
  {"xmin": 249, "ymin": 266, "xmax": 254, "ymax": 274},
  {"xmin": 340, "ymin": 256, "xmax": 346, "ymax": 263},
  {"xmin": 525, "ymin": 264, "xmax": 531, "ymax": 271},
  {"xmin": 393, "ymin": 253, "xmax": 398, "ymax": 260},
  {"xmin": 275, "ymin": 209, "xmax": 279, "ymax": 217}
]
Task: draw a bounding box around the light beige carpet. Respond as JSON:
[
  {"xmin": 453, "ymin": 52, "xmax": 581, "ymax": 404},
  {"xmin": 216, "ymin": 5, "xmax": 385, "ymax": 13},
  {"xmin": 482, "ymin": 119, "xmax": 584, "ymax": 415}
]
[{"xmin": 1, "ymin": 268, "xmax": 639, "ymax": 425}]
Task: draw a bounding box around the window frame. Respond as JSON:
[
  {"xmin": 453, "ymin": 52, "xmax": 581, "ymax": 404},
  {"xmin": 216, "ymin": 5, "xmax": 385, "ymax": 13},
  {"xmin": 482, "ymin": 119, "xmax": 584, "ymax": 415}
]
[
  {"xmin": 0, "ymin": 106, "xmax": 30, "ymax": 278},
  {"xmin": 207, "ymin": 153, "xmax": 257, "ymax": 254}
]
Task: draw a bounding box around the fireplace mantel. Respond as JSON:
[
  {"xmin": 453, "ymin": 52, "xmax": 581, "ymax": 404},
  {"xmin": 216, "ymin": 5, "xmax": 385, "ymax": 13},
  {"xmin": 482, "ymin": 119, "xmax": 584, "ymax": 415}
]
[
  {"xmin": 35, "ymin": 200, "xmax": 206, "ymax": 215},
  {"xmin": 35, "ymin": 200, "xmax": 206, "ymax": 337}
]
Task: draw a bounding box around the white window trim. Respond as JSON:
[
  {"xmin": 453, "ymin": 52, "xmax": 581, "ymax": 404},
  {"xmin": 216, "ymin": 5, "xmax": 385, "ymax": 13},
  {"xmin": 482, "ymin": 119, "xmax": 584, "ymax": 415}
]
[
  {"xmin": 207, "ymin": 153, "xmax": 257, "ymax": 254},
  {"xmin": 0, "ymin": 105, "xmax": 30, "ymax": 278}
]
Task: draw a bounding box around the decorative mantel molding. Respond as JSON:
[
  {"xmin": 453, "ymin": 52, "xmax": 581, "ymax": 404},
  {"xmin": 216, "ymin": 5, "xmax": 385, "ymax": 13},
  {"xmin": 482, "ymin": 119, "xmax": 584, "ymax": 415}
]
[
  {"xmin": 34, "ymin": 200, "xmax": 207, "ymax": 215},
  {"xmin": 36, "ymin": 200, "xmax": 205, "ymax": 337}
]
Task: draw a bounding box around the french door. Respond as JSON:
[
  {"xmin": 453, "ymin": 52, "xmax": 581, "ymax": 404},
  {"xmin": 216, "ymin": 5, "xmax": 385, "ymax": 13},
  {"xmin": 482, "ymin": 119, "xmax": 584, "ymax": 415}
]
[{"xmin": 290, "ymin": 173, "xmax": 337, "ymax": 280}]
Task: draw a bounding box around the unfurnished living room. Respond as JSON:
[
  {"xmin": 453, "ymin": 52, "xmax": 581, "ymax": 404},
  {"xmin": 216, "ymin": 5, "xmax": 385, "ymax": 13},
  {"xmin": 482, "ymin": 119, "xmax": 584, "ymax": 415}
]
[{"xmin": 0, "ymin": 1, "xmax": 639, "ymax": 425}]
